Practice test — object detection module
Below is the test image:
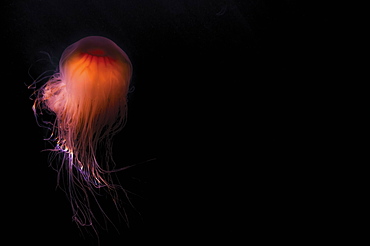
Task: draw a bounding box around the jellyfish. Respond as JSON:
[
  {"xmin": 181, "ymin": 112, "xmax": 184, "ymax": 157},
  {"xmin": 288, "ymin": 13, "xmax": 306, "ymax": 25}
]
[{"xmin": 31, "ymin": 36, "xmax": 133, "ymax": 229}]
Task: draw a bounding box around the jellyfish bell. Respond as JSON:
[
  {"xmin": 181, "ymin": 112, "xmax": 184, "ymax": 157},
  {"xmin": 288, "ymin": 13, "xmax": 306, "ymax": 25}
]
[
  {"xmin": 49, "ymin": 36, "xmax": 131, "ymax": 122},
  {"xmin": 32, "ymin": 36, "xmax": 133, "ymax": 228}
]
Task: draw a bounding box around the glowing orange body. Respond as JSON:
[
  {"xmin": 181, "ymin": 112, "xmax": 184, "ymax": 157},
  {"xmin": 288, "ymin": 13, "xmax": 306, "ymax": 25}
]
[{"xmin": 61, "ymin": 47, "xmax": 130, "ymax": 125}]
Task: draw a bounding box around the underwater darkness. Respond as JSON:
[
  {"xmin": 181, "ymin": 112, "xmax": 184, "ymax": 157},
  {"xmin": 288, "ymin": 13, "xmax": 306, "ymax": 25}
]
[{"xmin": 2, "ymin": 1, "xmax": 324, "ymax": 245}]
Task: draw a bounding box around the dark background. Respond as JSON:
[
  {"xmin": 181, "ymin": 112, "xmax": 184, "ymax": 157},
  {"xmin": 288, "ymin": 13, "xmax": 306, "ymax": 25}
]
[{"xmin": 2, "ymin": 1, "xmax": 324, "ymax": 245}]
